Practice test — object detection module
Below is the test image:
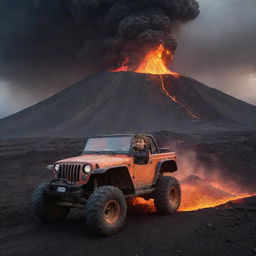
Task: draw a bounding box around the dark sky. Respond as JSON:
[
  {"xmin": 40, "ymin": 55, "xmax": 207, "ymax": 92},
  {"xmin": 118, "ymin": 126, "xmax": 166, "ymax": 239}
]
[
  {"xmin": 173, "ymin": 0, "xmax": 256, "ymax": 106},
  {"xmin": 0, "ymin": 0, "xmax": 256, "ymax": 118}
]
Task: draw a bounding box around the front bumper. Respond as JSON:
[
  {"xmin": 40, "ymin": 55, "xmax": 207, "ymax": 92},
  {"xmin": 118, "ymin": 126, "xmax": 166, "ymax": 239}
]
[{"xmin": 46, "ymin": 179, "xmax": 83, "ymax": 197}]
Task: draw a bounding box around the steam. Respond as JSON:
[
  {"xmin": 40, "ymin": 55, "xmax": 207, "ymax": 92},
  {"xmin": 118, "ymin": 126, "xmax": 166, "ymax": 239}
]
[
  {"xmin": 173, "ymin": 150, "xmax": 247, "ymax": 195},
  {"xmin": 68, "ymin": 0, "xmax": 200, "ymax": 70}
]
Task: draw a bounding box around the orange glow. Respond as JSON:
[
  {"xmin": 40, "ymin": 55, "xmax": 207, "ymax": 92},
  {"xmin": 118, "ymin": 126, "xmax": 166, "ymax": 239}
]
[
  {"xmin": 178, "ymin": 182, "xmax": 247, "ymax": 211},
  {"xmin": 135, "ymin": 44, "xmax": 179, "ymax": 77},
  {"xmin": 111, "ymin": 44, "xmax": 199, "ymax": 119},
  {"xmin": 130, "ymin": 197, "xmax": 155, "ymax": 213},
  {"xmin": 112, "ymin": 57, "xmax": 129, "ymax": 72},
  {"xmin": 159, "ymin": 75, "xmax": 199, "ymax": 119},
  {"xmin": 129, "ymin": 181, "xmax": 254, "ymax": 212}
]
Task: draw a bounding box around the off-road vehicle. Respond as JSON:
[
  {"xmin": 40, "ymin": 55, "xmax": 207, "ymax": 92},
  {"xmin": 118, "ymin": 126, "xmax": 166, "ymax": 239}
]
[{"xmin": 33, "ymin": 134, "xmax": 181, "ymax": 235}]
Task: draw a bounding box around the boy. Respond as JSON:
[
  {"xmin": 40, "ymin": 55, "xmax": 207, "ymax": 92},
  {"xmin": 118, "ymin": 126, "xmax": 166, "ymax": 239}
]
[{"xmin": 132, "ymin": 134, "xmax": 149, "ymax": 165}]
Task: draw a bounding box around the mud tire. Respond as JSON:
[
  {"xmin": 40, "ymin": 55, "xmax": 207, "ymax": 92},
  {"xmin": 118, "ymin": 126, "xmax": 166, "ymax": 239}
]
[
  {"xmin": 154, "ymin": 176, "xmax": 181, "ymax": 214},
  {"xmin": 85, "ymin": 186, "xmax": 127, "ymax": 236},
  {"xmin": 32, "ymin": 183, "xmax": 70, "ymax": 222}
]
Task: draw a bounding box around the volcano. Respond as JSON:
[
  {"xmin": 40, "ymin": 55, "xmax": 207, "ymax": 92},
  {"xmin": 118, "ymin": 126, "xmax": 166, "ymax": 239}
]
[{"xmin": 0, "ymin": 71, "xmax": 256, "ymax": 138}]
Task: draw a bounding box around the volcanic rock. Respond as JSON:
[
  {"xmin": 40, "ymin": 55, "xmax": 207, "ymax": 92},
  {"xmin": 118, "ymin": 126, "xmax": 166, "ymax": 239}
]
[
  {"xmin": 218, "ymin": 195, "xmax": 256, "ymax": 211},
  {"xmin": 0, "ymin": 71, "xmax": 256, "ymax": 138}
]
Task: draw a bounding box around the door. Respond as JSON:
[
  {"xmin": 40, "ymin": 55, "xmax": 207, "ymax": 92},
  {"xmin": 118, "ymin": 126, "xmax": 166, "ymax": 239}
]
[{"xmin": 133, "ymin": 154, "xmax": 155, "ymax": 188}]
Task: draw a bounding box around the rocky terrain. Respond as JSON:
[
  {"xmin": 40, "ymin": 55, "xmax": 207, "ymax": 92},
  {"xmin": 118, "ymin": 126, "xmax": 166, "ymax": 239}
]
[{"xmin": 0, "ymin": 132, "xmax": 255, "ymax": 256}]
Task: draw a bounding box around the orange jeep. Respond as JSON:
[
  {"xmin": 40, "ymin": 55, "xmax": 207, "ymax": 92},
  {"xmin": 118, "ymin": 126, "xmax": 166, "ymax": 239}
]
[{"xmin": 33, "ymin": 134, "xmax": 181, "ymax": 235}]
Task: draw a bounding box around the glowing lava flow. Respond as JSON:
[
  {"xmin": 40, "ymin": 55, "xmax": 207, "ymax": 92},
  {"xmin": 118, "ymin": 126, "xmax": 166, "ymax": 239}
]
[
  {"xmin": 130, "ymin": 191, "xmax": 252, "ymax": 213},
  {"xmin": 135, "ymin": 44, "xmax": 180, "ymax": 77},
  {"xmin": 112, "ymin": 44, "xmax": 199, "ymax": 119},
  {"xmin": 159, "ymin": 75, "xmax": 199, "ymax": 119},
  {"xmin": 135, "ymin": 45, "xmax": 199, "ymax": 119}
]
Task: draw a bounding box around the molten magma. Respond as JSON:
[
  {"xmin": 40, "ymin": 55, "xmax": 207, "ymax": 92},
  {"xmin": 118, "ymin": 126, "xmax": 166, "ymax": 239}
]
[
  {"xmin": 112, "ymin": 44, "xmax": 199, "ymax": 119},
  {"xmin": 179, "ymin": 183, "xmax": 247, "ymax": 211},
  {"xmin": 130, "ymin": 182, "xmax": 253, "ymax": 212},
  {"xmin": 159, "ymin": 76, "xmax": 199, "ymax": 119},
  {"xmin": 135, "ymin": 44, "xmax": 179, "ymax": 77},
  {"xmin": 112, "ymin": 44, "xmax": 179, "ymax": 76}
]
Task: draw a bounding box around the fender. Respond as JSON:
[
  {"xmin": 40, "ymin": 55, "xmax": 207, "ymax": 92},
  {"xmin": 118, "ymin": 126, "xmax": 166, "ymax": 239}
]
[
  {"xmin": 91, "ymin": 165, "xmax": 135, "ymax": 194},
  {"xmin": 92, "ymin": 165, "xmax": 129, "ymax": 175},
  {"xmin": 153, "ymin": 160, "xmax": 178, "ymax": 185}
]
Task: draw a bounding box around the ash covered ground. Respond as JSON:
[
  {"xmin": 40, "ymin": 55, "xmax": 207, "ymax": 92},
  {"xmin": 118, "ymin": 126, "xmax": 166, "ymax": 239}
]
[{"xmin": 1, "ymin": 131, "xmax": 256, "ymax": 256}]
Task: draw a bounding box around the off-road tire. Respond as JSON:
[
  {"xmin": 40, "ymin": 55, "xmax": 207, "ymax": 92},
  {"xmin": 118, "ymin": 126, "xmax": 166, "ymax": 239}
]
[
  {"xmin": 32, "ymin": 183, "xmax": 70, "ymax": 222},
  {"xmin": 154, "ymin": 176, "xmax": 181, "ymax": 214},
  {"xmin": 85, "ymin": 186, "xmax": 127, "ymax": 236}
]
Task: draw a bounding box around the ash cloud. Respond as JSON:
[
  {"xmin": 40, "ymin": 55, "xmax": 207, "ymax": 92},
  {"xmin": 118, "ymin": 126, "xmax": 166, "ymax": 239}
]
[
  {"xmin": 0, "ymin": 0, "xmax": 256, "ymax": 118},
  {"xmin": 0, "ymin": 0, "xmax": 94, "ymax": 118},
  {"xmin": 67, "ymin": 0, "xmax": 200, "ymax": 70}
]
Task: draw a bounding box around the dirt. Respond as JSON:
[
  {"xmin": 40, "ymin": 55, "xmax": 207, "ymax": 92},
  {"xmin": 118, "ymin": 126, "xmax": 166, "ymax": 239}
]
[{"xmin": 0, "ymin": 133, "xmax": 256, "ymax": 256}]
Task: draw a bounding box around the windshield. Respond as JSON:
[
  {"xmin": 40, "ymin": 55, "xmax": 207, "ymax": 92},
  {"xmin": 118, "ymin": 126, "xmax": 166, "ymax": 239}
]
[{"xmin": 83, "ymin": 136, "xmax": 132, "ymax": 154}]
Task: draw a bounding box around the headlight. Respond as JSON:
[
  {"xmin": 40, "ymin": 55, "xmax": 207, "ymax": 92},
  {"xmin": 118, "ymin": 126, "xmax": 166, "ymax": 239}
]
[
  {"xmin": 83, "ymin": 164, "xmax": 92, "ymax": 174},
  {"xmin": 54, "ymin": 163, "xmax": 60, "ymax": 172}
]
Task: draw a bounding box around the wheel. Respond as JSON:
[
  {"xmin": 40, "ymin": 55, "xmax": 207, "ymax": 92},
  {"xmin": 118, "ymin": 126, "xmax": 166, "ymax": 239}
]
[
  {"xmin": 85, "ymin": 186, "xmax": 127, "ymax": 236},
  {"xmin": 32, "ymin": 183, "xmax": 70, "ymax": 222},
  {"xmin": 154, "ymin": 176, "xmax": 181, "ymax": 214}
]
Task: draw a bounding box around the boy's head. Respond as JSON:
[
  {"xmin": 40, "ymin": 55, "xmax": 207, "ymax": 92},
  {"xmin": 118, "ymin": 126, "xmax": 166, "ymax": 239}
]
[{"xmin": 134, "ymin": 134, "xmax": 147, "ymax": 150}]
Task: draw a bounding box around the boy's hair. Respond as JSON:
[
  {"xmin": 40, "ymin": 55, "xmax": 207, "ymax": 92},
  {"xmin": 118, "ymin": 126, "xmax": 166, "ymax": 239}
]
[{"xmin": 135, "ymin": 134, "xmax": 148, "ymax": 147}]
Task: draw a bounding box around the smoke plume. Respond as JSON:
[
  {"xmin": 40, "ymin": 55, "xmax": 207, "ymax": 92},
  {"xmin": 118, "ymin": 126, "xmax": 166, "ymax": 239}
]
[
  {"xmin": 67, "ymin": 0, "xmax": 200, "ymax": 70},
  {"xmin": 2, "ymin": 1, "xmax": 255, "ymax": 118}
]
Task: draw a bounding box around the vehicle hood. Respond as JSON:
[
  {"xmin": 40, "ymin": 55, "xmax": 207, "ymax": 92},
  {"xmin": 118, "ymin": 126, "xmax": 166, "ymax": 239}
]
[{"xmin": 57, "ymin": 154, "xmax": 131, "ymax": 168}]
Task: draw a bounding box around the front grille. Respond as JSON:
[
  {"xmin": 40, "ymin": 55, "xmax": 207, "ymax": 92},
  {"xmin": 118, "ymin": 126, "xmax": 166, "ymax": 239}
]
[{"xmin": 58, "ymin": 164, "xmax": 81, "ymax": 183}]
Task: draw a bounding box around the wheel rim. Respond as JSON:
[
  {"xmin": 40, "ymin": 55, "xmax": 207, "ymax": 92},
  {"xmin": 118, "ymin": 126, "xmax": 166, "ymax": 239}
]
[
  {"xmin": 169, "ymin": 186, "xmax": 179, "ymax": 208},
  {"xmin": 103, "ymin": 200, "xmax": 120, "ymax": 225}
]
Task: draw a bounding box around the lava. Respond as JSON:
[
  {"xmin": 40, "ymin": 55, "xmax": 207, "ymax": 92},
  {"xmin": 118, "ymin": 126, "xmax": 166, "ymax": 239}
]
[
  {"xmin": 135, "ymin": 44, "xmax": 199, "ymax": 119},
  {"xmin": 111, "ymin": 44, "xmax": 179, "ymax": 76},
  {"xmin": 135, "ymin": 44, "xmax": 179, "ymax": 77},
  {"xmin": 179, "ymin": 181, "xmax": 245, "ymax": 211},
  {"xmin": 129, "ymin": 176, "xmax": 254, "ymax": 212},
  {"xmin": 159, "ymin": 75, "xmax": 199, "ymax": 119},
  {"xmin": 130, "ymin": 194, "xmax": 248, "ymax": 213},
  {"xmin": 112, "ymin": 44, "xmax": 199, "ymax": 119}
]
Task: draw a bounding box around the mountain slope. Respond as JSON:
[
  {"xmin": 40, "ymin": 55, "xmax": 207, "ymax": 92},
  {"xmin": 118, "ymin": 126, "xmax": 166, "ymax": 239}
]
[{"xmin": 0, "ymin": 71, "xmax": 255, "ymax": 138}]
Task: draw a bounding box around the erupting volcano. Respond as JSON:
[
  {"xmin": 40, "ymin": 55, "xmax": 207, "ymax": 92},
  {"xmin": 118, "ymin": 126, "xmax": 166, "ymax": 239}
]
[
  {"xmin": 113, "ymin": 44, "xmax": 199, "ymax": 119},
  {"xmin": 1, "ymin": 68, "xmax": 256, "ymax": 138},
  {"xmin": 135, "ymin": 44, "xmax": 179, "ymax": 76},
  {"xmin": 113, "ymin": 44, "xmax": 179, "ymax": 77},
  {"xmin": 1, "ymin": 0, "xmax": 256, "ymax": 137}
]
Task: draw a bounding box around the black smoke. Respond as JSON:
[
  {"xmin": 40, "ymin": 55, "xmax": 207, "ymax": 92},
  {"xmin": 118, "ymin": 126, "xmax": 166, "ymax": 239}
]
[
  {"xmin": 0, "ymin": 0, "xmax": 200, "ymax": 118},
  {"xmin": 67, "ymin": 0, "xmax": 200, "ymax": 70}
]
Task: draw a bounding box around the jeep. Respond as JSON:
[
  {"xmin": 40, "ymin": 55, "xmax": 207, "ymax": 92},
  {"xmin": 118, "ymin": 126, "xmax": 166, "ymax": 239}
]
[{"xmin": 32, "ymin": 134, "xmax": 181, "ymax": 235}]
